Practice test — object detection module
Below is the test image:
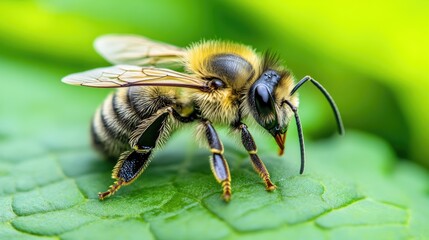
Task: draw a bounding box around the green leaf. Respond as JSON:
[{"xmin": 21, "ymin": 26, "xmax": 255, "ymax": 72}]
[{"xmin": 1, "ymin": 53, "xmax": 429, "ymax": 240}]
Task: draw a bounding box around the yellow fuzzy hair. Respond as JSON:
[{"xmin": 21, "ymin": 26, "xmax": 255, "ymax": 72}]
[{"xmin": 185, "ymin": 40, "xmax": 261, "ymax": 78}]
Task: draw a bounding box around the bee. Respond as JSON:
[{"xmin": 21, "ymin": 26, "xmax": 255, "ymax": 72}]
[{"xmin": 62, "ymin": 34, "xmax": 344, "ymax": 202}]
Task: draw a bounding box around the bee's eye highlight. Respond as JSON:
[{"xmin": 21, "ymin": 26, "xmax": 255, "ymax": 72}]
[
  {"xmin": 208, "ymin": 78, "xmax": 225, "ymax": 89},
  {"xmin": 254, "ymin": 85, "xmax": 275, "ymax": 117}
]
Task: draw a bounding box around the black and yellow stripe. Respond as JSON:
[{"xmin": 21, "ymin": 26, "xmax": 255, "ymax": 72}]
[{"xmin": 91, "ymin": 87, "xmax": 174, "ymax": 158}]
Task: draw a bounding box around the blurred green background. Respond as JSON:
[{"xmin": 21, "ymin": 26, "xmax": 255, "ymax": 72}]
[{"xmin": 0, "ymin": 0, "xmax": 428, "ymax": 167}]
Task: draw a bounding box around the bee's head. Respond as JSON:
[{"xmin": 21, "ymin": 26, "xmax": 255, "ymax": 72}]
[
  {"xmin": 248, "ymin": 63, "xmax": 344, "ymax": 174},
  {"xmin": 248, "ymin": 69, "xmax": 296, "ymax": 155}
]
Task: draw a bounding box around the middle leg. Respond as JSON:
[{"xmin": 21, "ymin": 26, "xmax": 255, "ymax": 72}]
[{"xmin": 201, "ymin": 120, "xmax": 232, "ymax": 202}]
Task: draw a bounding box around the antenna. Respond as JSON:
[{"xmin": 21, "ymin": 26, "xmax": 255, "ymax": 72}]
[
  {"xmin": 283, "ymin": 100, "xmax": 305, "ymax": 174},
  {"xmin": 291, "ymin": 76, "xmax": 345, "ymax": 135}
]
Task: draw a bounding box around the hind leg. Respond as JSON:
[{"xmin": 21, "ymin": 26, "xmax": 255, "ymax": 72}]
[{"xmin": 98, "ymin": 108, "xmax": 171, "ymax": 200}]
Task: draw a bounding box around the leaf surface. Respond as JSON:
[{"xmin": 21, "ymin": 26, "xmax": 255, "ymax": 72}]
[{"xmin": 1, "ymin": 55, "xmax": 428, "ymax": 240}]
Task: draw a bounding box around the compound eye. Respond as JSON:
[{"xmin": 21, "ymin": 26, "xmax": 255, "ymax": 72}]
[
  {"xmin": 208, "ymin": 78, "xmax": 225, "ymax": 89},
  {"xmin": 254, "ymin": 85, "xmax": 275, "ymax": 117}
]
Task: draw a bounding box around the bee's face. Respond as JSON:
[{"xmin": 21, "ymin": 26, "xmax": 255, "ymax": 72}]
[{"xmin": 248, "ymin": 70, "xmax": 295, "ymax": 154}]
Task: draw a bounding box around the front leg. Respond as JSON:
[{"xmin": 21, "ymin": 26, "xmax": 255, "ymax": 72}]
[
  {"xmin": 238, "ymin": 123, "xmax": 276, "ymax": 191},
  {"xmin": 202, "ymin": 120, "xmax": 232, "ymax": 202}
]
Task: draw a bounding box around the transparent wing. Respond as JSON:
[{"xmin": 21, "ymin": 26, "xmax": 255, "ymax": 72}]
[
  {"xmin": 62, "ymin": 65, "xmax": 210, "ymax": 91},
  {"xmin": 94, "ymin": 34, "xmax": 186, "ymax": 66}
]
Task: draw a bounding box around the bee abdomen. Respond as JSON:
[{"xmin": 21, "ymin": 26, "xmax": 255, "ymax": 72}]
[
  {"xmin": 91, "ymin": 91, "xmax": 140, "ymax": 157},
  {"xmin": 91, "ymin": 107, "xmax": 126, "ymax": 157},
  {"xmin": 91, "ymin": 87, "xmax": 176, "ymax": 157},
  {"xmin": 112, "ymin": 88, "xmax": 145, "ymax": 132},
  {"xmin": 101, "ymin": 94, "xmax": 131, "ymax": 143},
  {"xmin": 90, "ymin": 114, "xmax": 104, "ymax": 154}
]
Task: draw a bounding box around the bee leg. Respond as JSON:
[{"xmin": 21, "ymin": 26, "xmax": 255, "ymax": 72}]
[
  {"xmin": 202, "ymin": 120, "xmax": 232, "ymax": 202},
  {"xmin": 98, "ymin": 149, "xmax": 152, "ymax": 200},
  {"xmin": 99, "ymin": 108, "xmax": 170, "ymax": 200},
  {"xmin": 238, "ymin": 123, "xmax": 276, "ymax": 191}
]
